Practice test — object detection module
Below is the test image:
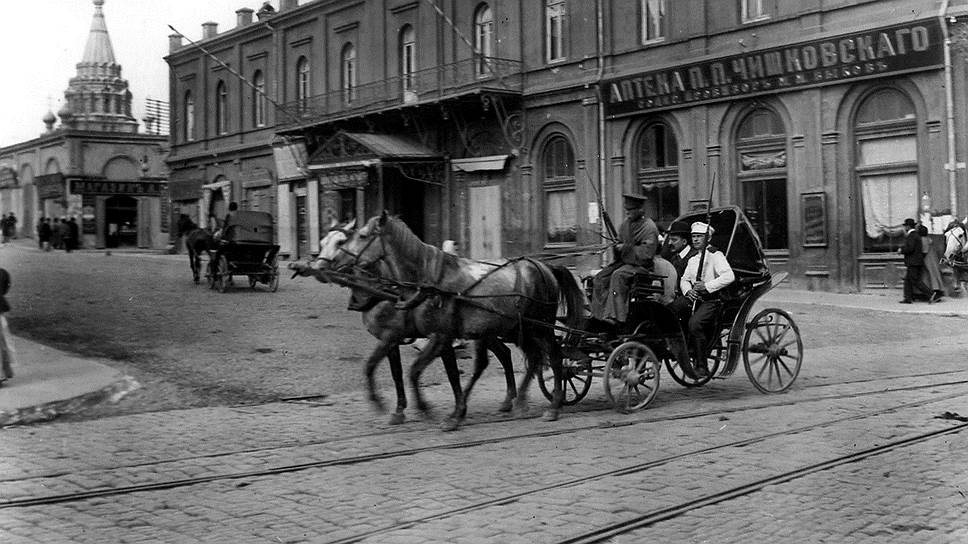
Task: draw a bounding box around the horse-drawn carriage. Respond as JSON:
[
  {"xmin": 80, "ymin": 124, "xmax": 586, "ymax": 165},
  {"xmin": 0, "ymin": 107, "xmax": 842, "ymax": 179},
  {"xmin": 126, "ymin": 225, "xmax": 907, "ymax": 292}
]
[
  {"xmin": 537, "ymin": 205, "xmax": 803, "ymax": 412},
  {"xmin": 206, "ymin": 210, "xmax": 280, "ymax": 293}
]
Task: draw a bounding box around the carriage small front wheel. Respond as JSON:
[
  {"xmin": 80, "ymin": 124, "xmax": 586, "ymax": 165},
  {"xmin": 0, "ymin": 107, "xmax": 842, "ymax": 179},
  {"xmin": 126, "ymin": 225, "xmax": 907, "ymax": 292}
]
[
  {"xmin": 743, "ymin": 308, "xmax": 803, "ymax": 393},
  {"xmin": 538, "ymin": 357, "xmax": 592, "ymax": 406},
  {"xmin": 604, "ymin": 341, "xmax": 660, "ymax": 412},
  {"xmin": 213, "ymin": 255, "xmax": 231, "ymax": 293}
]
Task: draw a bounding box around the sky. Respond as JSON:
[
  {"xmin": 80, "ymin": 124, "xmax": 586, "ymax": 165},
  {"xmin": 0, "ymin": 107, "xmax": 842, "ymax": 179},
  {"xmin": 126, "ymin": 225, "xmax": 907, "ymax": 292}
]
[{"xmin": 0, "ymin": 0, "xmax": 274, "ymax": 147}]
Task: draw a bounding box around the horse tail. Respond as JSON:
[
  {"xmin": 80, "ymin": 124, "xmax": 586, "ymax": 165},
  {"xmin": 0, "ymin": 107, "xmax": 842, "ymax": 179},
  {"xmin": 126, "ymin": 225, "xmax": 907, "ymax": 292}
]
[{"xmin": 548, "ymin": 264, "xmax": 584, "ymax": 330}]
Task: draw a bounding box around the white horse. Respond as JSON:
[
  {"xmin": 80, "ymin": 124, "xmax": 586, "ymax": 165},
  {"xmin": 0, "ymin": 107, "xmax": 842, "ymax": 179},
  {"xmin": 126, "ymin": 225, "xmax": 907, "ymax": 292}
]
[{"xmin": 943, "ymin": 220, "xmax": 968, "ymax": 293}]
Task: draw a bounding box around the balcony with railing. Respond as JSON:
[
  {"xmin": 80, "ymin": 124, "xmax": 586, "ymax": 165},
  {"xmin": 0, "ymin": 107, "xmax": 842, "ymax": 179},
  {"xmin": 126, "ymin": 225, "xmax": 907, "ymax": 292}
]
[{"xmin": 277, "ymin": 57, "xmax": 522, "ymax": 128}]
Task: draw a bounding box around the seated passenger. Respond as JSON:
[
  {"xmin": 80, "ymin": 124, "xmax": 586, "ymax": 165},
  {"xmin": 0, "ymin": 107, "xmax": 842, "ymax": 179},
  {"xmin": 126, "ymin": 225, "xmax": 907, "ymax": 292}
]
[
  {"xmin": 668, "ymin": 221, "xmax": 735, "ymax": 377},
  {"xmin": 660, "ymin": 220, "xmax": 696, "ymax": 296},
  {"xmin": 590, "ymin": 194, "xmax": 659, "ymax": 324},
  {"xmin": 650, "ymin": 255, "xmax": 678, "ymax": 305}
]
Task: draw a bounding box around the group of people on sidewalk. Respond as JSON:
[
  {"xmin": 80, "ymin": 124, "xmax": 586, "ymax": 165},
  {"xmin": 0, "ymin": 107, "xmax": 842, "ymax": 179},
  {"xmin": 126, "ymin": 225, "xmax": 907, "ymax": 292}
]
[
  {"xmin": 900, "ymin": 217, "xmax": 946, "ymax": 304},
  {"xmin": 35, "ymin": 217, "xmax": 80, "ymax": 252},
  {"xmin": 589, "ymin": 195, "xmax": 734, "ymax": 379}
]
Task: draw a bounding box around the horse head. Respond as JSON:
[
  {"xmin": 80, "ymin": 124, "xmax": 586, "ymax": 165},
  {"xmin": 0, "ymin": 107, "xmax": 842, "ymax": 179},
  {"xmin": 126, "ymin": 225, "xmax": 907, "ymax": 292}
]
[
  {"xmin": 944, "ymin": 221, "xmax": 968, "ymax": 261},
  {"xmin": 176, "ymin": 214, "xmax": 196, "ymax": 237},
  {"xmin": 314, "ymin": 218, "xmax": 357, "ymax": 271}
]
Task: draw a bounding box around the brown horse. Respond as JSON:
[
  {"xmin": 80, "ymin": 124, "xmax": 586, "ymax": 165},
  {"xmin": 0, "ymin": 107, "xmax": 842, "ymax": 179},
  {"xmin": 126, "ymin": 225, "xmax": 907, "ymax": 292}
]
[
  {"xmin": 315, "ymin": 212, "xmax": 584, "ymax": 427},
  {"xmin": 291, "ymin": 220, "xmax": 518, "ymax": 428},
  {"xmin": 177, "ymin": 214, "xmax": 213, "ymax": 284}
]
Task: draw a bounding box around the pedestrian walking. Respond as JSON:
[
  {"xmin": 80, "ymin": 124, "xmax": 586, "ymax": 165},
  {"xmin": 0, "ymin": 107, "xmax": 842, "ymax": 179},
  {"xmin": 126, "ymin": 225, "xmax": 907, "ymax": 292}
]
[
  {"xmin": 68, "ymin": 217, "xmax": 80, "ymax": 251},
  {"xmin": 61, "ymin": 218, "xmax": 74, "ymax": 253},
  {"xmin": 8, "ymin": 212, "xmax": 17, "ymax": 239},
  {"xmin": 0, "ymin": 267, "xmax": 15, "ymax": 386},
  {"xmin": 36, "ymin": 217, "xmax": 44, "ymax": 249},
  {"xmin": 1, "ymin": 213, "xmax": 9, "ymax": 244},
  {"xmin": 39, "ymin": 218, "xmax": 52, "ymax": 251},
  {"xmin": 918, "ymin": 224, "xmax": 945, "ymax": 303},
  {"xmin": 899, "ymin": 218, "xmax": 928, "ymax": 304},
  {"xmin": 51, "ymin": 218, "xmax": 63, "ymax": 249}
]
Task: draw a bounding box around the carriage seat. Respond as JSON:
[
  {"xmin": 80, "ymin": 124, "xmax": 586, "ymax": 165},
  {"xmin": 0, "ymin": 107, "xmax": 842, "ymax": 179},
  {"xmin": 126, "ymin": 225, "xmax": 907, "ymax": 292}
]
[
  {"xmin": 220, "ymin": 211, "xmax": 275, "ymax": 244},
  {"xmin": 629, "ymin": 272, "xmax": 668, "ymax": 302}
]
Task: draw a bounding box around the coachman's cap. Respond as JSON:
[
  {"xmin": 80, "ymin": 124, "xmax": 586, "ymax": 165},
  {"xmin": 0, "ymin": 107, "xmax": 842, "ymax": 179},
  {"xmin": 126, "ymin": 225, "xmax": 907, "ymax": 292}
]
[
  {"xmin": 903, "ymin": 218, "xmax": 917, "ymax": 228},
  {"xmin": 623, "ymin": 193, "xmax": 647, "ymax": 209},
  {"xmin": 691, "ymin": 221, "xmax": 715, "ymax": 236},
  {"xmin": 667, "ymin": 220, "xmax": 691, "ymax": 236}
]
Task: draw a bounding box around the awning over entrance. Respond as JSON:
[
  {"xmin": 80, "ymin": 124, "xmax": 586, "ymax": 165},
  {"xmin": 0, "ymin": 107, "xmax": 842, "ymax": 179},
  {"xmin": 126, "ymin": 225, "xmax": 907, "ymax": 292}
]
[
  {"xmin": 307, "ymin": 131, "xmax": 440, "ymax": 171},
  {"xmin": 272, "ymin": 137, "xmax": 309, "ymax": 181},
  {"xmin": 451, "ymin": 155, "xmax": 509, "ymax": 173}
]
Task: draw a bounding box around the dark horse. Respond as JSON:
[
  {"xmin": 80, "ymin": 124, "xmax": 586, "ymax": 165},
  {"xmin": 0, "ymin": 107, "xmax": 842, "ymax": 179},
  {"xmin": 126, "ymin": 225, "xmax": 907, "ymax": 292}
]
[
  {"xmin": 290, "ymin": 220, "xmax": 519, "ymax": 429},
  {"xmin": 315, "ymin": 212, "xmax": 585, "ymax": 428},
  {"xmin": 176, "ymin": 214, "xmax": 214, "ymax": 284}
]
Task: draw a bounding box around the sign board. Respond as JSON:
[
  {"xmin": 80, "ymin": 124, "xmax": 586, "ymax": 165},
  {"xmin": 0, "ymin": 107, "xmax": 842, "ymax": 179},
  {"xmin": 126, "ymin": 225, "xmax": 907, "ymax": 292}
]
[
  {"xmin": 34, "ymin": 173, "xmax": 65, "ymax": 199},
  {"xmin": 70, "ymin": 180, "xmax": 165, "ymax": 196},
  {"xmin": 602, "ymin": 19, "xmax": 944, "ymax": 117},
  {"xmin": 801, "ymin": 192, "xmax": 827, "ymax": 247}
]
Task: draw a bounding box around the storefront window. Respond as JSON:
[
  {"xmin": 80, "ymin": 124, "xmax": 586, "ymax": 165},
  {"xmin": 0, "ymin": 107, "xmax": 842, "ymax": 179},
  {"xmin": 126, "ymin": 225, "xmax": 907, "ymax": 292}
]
[
  {"xmin": 855, "ymin": 88, "xmax": 917, "ymax": 253},
  {"xmin": 542, "ymin": 135, "xmax": 576, "ymax": 245},
  {"xmin": 636, "ymin": 121, "xmax": 679, "ymax": 229},
  {"xmin": 736, "ymin": 107, "xmax": 788, "ymax": 250}
]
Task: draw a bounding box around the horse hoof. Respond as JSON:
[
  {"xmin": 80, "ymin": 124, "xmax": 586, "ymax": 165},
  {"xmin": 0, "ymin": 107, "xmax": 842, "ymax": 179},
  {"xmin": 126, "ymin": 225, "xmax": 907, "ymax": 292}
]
[
  {"xmin": 542, "ymin": 409, "xmax": 560, "ymax": 422},
  {"xmin": 440, "ymin": 418, "xmax": 461, "ymax": 432},
  {"xmin": 388, "ymin": 413, "xmax": 405, "ymax": 425},
  {"xmin": 498, "ymin": 400, "xmax": 514, "ymax": 413}
]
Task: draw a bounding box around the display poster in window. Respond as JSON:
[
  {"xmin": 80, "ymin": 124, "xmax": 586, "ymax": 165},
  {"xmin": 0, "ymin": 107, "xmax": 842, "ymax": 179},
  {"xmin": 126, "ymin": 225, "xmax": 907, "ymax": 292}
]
[{"xmin": 802, "ymin": 192, "xmax": 827, "ymax": 247}]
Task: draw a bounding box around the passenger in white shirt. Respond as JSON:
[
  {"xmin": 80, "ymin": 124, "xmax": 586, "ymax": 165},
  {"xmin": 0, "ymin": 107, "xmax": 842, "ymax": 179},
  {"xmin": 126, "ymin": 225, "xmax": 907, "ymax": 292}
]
[{"xmin": 668, "ymin": 221, "xmax": 735, "ymax": 378}]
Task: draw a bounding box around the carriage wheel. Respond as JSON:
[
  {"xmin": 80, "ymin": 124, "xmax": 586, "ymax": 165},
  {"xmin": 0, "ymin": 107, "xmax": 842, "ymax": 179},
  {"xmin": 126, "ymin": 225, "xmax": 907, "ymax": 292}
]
[
  {"xmin": 604, "ymin": 341, "xmax": 660, "ymax": 413},
  {"xmin": 538, "ymin": 357, "xmax": 592, "ymax": 406},
  {"xmin": 214, "ymin": 255, "xmax": 230, "ymax": 293},
  {"xmin": 664, "ymin": 329, "xmax": 724, "ymax": 388},
  {"xmin": 206, "ymin": 259, "xmax": 216, "ymax": 289},
  {"xmin": 743, "ymin": 308, "xmax": 803, "ymax": 393}
]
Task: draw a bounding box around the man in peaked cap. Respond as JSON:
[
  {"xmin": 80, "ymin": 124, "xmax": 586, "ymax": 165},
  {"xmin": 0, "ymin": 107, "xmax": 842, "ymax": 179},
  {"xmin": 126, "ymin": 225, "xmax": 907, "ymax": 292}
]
[
  {"xmin": 590, "ymin": 193, "xmax": 659, "ymax": 324},
  {"xmin": 668, "ymin": 221, "xmax": 735, "ymax": 378}
]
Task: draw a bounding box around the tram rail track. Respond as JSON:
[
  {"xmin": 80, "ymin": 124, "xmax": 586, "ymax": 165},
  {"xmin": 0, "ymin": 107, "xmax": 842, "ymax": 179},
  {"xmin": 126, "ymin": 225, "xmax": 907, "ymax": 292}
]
[{"xmin": 2, "ymin": 375, "xmax": 967, "ymax": 514}]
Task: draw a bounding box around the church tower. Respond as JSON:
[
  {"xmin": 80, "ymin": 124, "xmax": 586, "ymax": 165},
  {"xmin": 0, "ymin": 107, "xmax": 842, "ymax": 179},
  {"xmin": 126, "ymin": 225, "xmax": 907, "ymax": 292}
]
[{"xmin": 58, "ymin": 0, "xmax": 138, "ymax": 133}]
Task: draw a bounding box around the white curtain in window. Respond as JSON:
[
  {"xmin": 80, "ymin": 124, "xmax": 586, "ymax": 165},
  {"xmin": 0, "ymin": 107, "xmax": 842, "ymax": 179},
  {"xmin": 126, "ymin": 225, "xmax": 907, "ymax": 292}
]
[
  {"xmin": 860, "ymin": 173, "xmax": 916, "ymax": 238},
  {"xmin": 546, "ymin": 189, "xmax": 576, "ymax": 242},
  {"xmin": 858, "ymin": 136, "xmax": 916, "ymax": 166}
]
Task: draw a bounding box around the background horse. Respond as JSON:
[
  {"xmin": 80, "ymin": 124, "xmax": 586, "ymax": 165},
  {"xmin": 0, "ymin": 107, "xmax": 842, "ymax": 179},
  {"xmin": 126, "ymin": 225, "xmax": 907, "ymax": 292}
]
[
  {"xmin": 177, "ymin": 214, "xmax": 213, "ymax": 284},
  {"xmin": 317, "ymin": 212, "xmax": 584, "ymax": 427},
  {"xmin": 944, "ymin": 220, "xmax": 968, "ymax": 293},
  {"xmin": 291, "ymin": 220, "xmax": 518, "ymax": 428}
]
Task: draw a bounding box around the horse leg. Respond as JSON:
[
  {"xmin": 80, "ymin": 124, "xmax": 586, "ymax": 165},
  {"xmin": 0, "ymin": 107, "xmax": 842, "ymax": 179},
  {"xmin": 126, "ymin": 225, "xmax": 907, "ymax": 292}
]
[
  {"xmin": 408, "ymin": 335, "xmax": 445, "ymax": 416},
  {"xmin": 535, "ymin": 333, "xmax": 565, "ymax": 422},
  {"xmin": 513, "ymin": 336, "xmax": 542, "ymax": 418},
  {"xmin": 188, "ymin": 248, "xmax": 199, "ymax": 284},
  {"xmin": 364, "ymin": 341, "xmax": 394, "ymax": 413},
  {"xmin": 459, "ymin": 340, "xmax": 490, "ymax": 413},
  {"xmin": 386, "ymin": 345, "xmax": 406, "ymax": 425},
  {"xmin": 487, "ymin": 338, "xmax": 516, "ymax": 412},
  {"xmin": 439, "ymin": 342, "xmax": 466, "ymax": 432}
]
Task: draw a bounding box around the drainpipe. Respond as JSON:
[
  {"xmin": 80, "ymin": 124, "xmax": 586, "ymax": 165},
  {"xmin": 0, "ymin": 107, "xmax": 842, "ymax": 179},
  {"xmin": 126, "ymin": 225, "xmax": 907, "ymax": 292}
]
[
  {"xmin": 596, "ymin": 0, "xmax": 607, "ymax": 266},
  {"xmin": 940, "ymin": 0, "xmax": 958, "ymax": 217}
]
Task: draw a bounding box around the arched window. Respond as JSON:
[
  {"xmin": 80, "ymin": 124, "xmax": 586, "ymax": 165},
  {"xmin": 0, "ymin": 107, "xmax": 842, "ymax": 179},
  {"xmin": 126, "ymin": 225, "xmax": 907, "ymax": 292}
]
[
  {"xmin": 253, "ymin": 70, "xmax": 266, "ymax": 127},
  {"xmin": 400, "ymin": 25, "xmax": 416, "ymax": 94},
  {"xmin": 184, "ymin": 91, "xmax": 195, "ymax": 142},
  {"xmin": 736, "ymin": 107, "xmax": 788, "ymax": 250},
  {"xmin": 855, "ymin": 88, "xmax": 918, "ymax": 253},
  {"xmin": 542, "ymin": 135, "xmax": 577, "ymax": 245},
  {"xmin": 545, "ymin": 0, "xmax": 566, "ymax": 63},
  {"xmin": 216, "ymin": 81, "xmax": 228, "ymax": 135},
  {"xmin": 296, "ymin": 57, "xmax": 310, "ymax": 112},
  {"xmin": 474, "ymin": 4, "xmax": 494, "ymax": 77},
  {"xmin": 342, "ymin": 44, "xmax": 357, "ymax": 104},
  {"xmin": 635, "ymin": 121, "xmax": 679, "ymax": 229}
]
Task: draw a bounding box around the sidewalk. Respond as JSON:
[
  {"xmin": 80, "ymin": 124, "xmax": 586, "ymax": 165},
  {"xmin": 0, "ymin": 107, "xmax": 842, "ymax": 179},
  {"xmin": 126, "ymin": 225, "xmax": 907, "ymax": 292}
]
[{"xmin": 2, "ymin": 234, "xmax": 966, "ymax": 426}]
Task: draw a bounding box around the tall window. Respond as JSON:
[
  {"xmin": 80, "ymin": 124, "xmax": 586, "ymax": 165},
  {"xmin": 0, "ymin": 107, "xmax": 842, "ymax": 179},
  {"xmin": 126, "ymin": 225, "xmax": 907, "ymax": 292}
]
[
  {"xmin": 184, "ymin": 91, "xmax": 195, "ymax": 142},
  {"xmin": 742, "ymin": 0, "xmax": 766, "ymax": 22},
  {"xmin": 642, "ymin": 0, "xmax": 665, "ymax": 43},
  {"xmin": 342, "ymin": 43, "xmax": 357, "ymax": 104},
  {"xmin": 636, "ymin": 122, "xmax": 679, "ymax": 229},
  {"xmin": 253, "ymin": 70, "xmax": 266, "ymax": 127},
  {"xmin": 474, "ymin": 4, "xmax": 494, "ymax": 77},
  {"xmin": 400, "ymin": 25, "xmax": 416, "ymax": 93},
  {"xmin": 545, "ymin": 0, "xmax": 566, "ymax": 63},
  {"xmin": 216, "ymin": 81, "xmax": 228, "ymax": 135},
  {"xmin": 736, "ymin": 108, "xmax": 788, "ymax": 250},
  {"xmin": 542, "ymin": 135, "xmax": 577, "ymax": 245},
  {"xmin": 296, "ymin": 57, "xmax": 310, "ymax": 112},
  {"xmin": 855, "ymin": 88, "xmax": 918, "ymax": 253}
]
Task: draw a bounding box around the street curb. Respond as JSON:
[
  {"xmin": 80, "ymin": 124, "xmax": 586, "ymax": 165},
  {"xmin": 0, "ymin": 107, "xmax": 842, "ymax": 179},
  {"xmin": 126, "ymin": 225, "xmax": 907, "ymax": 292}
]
[{"xmin": 0, "ymin": 376, "xmax": 141, "ymax": 427}]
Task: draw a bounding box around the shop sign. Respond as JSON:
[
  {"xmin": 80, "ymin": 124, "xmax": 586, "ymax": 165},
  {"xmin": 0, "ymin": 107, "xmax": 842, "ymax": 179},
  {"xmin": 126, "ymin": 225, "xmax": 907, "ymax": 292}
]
[
  {"xmin": 0, "ymin": 167, "xmax": 17, "ymax": 188},
  {"xmin": 34, "ymin": 173, "xmax": 65, "ymax": 199},
  {"xmin": 168, "ymin": 178, "xmax": 204, "ymax": 201},
  {"xmin": 319, "ymin": 168, "xmax": 368, "ymax": 189},
  {"xmin": 71, "ymin": 179, "xmax": 165, "ymax": 196},
  {"xmin": 602, "ymin": 19, "xmax": 943, "ymax": 117}
]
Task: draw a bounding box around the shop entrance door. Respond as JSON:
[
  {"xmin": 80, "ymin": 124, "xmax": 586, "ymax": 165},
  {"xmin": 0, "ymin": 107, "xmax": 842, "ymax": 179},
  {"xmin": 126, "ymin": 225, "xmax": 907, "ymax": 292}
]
[
  {"xmin": 105, "ymin": 195, "xmax": 138, "ymax": 248},
  {"xmin": 468, "ymin": 185, "xmax": 502, "ymax": 260}
]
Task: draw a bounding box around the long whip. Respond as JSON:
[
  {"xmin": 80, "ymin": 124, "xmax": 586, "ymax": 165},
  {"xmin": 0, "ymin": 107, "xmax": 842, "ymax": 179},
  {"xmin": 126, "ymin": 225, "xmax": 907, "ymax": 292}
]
[{"xmin": 692, "ymin": 172, "xmax": 717, "ymax": 312}]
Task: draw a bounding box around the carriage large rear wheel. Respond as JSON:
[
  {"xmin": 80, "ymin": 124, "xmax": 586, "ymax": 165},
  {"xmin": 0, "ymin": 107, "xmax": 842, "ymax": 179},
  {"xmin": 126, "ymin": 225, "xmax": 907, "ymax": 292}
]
[
  {"xmin": 604, "ymin": 341, "xmax": 660, "ymax": 412},
  {"xmin": 213, "ymin": 255, "xmax": 230, "ymax": 293},
  {"xmin": 206, "ymin": 259, "xmax": 216, "ymax": 289},
  {"xmin": 743, "ymin": 308, "xmax": 803, "ymax": 393},
  {"xmin": 538, "ymin": 357, "xmax": 592, "ymax": 406}
]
